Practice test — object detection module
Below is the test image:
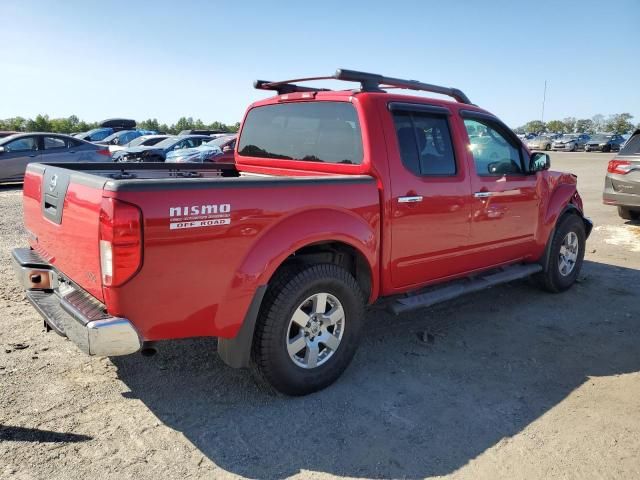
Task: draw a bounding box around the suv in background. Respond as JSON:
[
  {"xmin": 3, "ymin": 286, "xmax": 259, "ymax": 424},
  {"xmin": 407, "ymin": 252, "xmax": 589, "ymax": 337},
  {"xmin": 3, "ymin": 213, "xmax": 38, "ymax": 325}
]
[{"xmin": 585, "ymin": 134, "xmax": 625, "ymax": 152}]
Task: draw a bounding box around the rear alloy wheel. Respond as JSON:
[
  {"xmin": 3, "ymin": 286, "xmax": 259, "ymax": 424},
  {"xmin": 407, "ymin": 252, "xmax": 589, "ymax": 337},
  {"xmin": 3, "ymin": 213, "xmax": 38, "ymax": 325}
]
[
  {"xmin": 534, "ymin": 214, "xmax": 586, "ymax": 292},
  {"xmin": 251, "ymin": 264, "xmax": 365, "ymax": 395}
]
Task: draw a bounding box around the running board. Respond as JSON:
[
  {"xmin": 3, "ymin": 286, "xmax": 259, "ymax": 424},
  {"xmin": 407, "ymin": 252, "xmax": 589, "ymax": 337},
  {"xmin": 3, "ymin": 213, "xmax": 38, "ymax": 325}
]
[{"xmin": 388, "ymin": 264, "xmax": 543, "ymax": 315}]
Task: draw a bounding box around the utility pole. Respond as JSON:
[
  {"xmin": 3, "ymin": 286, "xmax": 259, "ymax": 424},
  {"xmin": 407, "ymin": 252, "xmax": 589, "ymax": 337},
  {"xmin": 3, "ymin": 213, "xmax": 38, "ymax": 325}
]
[{"xmin": 541, "ymin": 80, "xmax": 548, "ymax": 123}]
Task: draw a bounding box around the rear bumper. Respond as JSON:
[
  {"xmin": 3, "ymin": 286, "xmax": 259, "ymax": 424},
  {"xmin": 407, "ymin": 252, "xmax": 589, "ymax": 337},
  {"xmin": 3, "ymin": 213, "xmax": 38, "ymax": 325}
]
[
  {"xmin": 12, "ymin": 248, "xmax": 141, "ymax": 356},
  {"xmin": 603, "ymin": 177, "xmax": 640, "ymax": 207}
]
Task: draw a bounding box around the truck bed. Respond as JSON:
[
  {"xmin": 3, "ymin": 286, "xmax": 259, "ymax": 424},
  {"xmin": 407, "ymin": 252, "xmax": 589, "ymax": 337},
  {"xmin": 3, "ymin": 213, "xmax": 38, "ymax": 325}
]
[{"xmin": 22, "ymin": 161, "xmax": 380, "ymax": 342}]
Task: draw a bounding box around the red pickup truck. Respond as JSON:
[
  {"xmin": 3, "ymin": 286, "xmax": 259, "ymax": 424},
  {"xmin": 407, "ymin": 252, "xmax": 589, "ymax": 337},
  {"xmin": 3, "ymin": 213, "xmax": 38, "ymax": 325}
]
[{"xmin": 13, "ymin": 69, "xmax": 592, "ymax": 395}]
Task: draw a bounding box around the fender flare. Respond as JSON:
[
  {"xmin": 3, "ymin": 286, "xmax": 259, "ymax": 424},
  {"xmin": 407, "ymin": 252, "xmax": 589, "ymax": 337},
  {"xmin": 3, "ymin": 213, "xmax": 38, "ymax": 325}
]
[{"xmin": 217, "ymin": 208, "xmax": 379, "ymax": 368}]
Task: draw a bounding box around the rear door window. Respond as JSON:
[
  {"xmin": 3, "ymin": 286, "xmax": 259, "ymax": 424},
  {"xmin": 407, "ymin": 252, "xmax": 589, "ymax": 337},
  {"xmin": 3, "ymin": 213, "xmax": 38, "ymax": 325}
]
[
  {"xmin": 238, "ymin": 102, "xmax": 363, "ymax": 164},
  {"xmin": 392, "ymin": 110, "xmax": 456, "ymax": 176}
]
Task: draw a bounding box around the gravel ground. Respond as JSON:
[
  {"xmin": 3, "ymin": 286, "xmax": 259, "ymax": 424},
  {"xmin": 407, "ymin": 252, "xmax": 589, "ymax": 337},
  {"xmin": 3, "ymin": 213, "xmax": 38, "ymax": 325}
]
[{"xmin": 1, "ymin": 152, "xmax": 639, "ymax": 480}]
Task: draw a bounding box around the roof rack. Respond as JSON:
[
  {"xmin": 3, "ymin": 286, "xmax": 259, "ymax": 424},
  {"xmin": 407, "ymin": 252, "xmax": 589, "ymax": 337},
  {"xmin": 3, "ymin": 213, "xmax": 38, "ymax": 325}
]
[{"xmin": 254, "ymin": 68, "xmax": 471, "ymax": 104}]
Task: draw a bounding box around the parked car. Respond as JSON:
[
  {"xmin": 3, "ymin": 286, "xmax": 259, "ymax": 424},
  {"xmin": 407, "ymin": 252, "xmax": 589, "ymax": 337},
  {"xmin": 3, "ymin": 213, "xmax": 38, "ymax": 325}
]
[
  {"xmin": 112, "ymin": 135, "xmax": 212, "ymax": 162},
  {"xmin": 584, "ymin": 134, "xmax": 625, "ymax": 152},
  {"xmin": 0, "ymin": 133, "xmax": 110, "ymax": 182},
  {"xmin": 74, "ymin": 119, "xmax": 137, "ymax": 142},
  {"xmin": 165, "ymin": 134, "xmax": 237, "ymax": 164},
  {"xmin": 12, "ymin": 68, "xmax": 592, "ymax": 395},
  {"xmin": 109, "ymin": 134, "xmax": 171, "ymax": 154},
  {"xmin": 526, "ymin": 135, "xmax": 552, "ymax": 151},
  {"xmin": 552, "ymin": 134, "xmax": 590, "ymax": 151},
  {"xmin": 603, "ymin": 129, "xmax": 640, "ymax": 220},
  {"xmin": 95, "ymin": 130, "xmax": 152, "ymax": 148}
]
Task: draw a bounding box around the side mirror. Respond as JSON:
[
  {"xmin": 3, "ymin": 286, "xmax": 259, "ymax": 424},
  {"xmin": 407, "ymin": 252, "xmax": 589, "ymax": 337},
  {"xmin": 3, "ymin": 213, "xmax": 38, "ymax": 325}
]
[
  {"xmin": 0, "ymin": 146, "xmax": 5, "ymax": 154},
  {"xmin": 530, "ymin": 152, "xmax": 550, "ymax": 172},
  {"xmin": 222, "ymin": 145, "xmax": 232, "ymax": 153}
]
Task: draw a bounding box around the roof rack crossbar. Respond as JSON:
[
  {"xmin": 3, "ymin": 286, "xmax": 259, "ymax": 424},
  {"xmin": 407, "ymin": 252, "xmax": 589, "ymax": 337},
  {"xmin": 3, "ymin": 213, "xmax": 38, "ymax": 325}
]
[
  {"xmin": 254, "ymin": 68, "xmax": 471, "ymax": 104},
  {"xmin": 335, "ymin": 69, "xmax": 471, "ymax": 104}
]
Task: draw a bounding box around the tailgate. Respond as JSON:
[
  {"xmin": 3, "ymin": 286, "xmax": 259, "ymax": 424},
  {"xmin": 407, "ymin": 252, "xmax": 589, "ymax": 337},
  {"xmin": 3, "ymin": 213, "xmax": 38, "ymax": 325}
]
[{"xmin": 23, "ymin": 164, "xmax": 106, "ymax": 302}]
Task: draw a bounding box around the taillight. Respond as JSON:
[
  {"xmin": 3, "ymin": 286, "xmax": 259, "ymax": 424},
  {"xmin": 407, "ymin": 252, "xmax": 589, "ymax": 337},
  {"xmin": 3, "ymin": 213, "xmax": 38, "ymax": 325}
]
[
  {"xmin": 608, "ymin": 160, "xmax": 633, "ymax": 175},
  {"xmin": 99, "ymin": 198, "xmax": 142, "ymax": 287},
  {"xmin": 97, "ymin": 149, "xmax": 111, "ymax": 157}
]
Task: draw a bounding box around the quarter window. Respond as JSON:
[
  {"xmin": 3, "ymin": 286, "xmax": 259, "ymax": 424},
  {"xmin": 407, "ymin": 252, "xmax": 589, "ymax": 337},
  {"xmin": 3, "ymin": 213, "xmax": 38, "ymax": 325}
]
[
  {"xmin": 43, "ymin": 136, "xmax": 67, "ymax": 150},
  {"xmin": 392, "ymin": 111, "xmax": 456, "ymax": 176},
  {"xmin": 463, "ymin": 119, "xmax": 523, "ymax": 176}
]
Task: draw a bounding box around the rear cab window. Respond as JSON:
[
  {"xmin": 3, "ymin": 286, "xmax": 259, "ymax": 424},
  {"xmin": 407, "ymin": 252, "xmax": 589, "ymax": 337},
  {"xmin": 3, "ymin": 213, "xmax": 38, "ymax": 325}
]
[{"xmin": 238, "ymin": 102, "xmax": 363, "ymax": 165}]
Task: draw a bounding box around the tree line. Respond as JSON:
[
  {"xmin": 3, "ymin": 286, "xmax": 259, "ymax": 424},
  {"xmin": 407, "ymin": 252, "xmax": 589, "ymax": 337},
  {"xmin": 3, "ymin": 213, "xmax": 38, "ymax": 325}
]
[
  {"xmin": 0, "ymin": 115, "xmax": 241, "ymax": 135},
  {"xmin": 515, "ymin": 113, "xmax": 637, "ymax": 135}
]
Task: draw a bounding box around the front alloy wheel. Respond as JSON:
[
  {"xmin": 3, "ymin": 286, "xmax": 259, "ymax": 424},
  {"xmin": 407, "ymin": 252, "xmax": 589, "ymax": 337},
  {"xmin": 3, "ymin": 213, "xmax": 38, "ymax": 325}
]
[{"xmin": 558, "ymin": 231, "xmax": 579, "ymax": 276}]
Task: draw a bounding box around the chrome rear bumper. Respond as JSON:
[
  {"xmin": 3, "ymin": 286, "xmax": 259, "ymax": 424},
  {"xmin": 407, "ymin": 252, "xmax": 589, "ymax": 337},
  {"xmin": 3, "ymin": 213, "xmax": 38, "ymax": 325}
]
[{"xmin": 12, "ymin": 248, "xmax": 141, "ymax": 356}]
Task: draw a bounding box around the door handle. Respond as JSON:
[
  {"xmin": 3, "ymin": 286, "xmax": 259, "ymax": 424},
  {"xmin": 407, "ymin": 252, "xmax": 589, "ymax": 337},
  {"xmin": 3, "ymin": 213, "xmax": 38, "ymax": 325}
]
[
  {"xmin": 398, "ymin": 196, "xmax": 423, "ymax": 203},
  {"xmin": 473, "ymin": 191, "xmax": 493, "ymax": 198}
]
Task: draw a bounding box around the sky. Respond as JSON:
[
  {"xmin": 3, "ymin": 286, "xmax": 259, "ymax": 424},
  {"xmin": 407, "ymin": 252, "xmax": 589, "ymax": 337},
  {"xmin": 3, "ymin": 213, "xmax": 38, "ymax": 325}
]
[{"xmin": 1, "ymin": 0, "xmax": 639, "ymax": 129}]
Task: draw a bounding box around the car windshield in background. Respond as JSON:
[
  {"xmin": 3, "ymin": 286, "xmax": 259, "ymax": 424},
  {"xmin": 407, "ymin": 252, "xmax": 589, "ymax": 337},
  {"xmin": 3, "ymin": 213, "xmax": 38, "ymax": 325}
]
[
  {"xmin": 154, "ymin": 138, "xmax": 180, "ymax": 148},
  {"xmin": 533, "ymin": 136, "xmax": 549, "ymax": 141},
  {"xmin": 206, "ymin": 136, "xmax": 235, "ymax": 147},
  {"xmin": 591, "ymin": 135, "xmax": 612, "ymax": 142},
  {"xmin": 238, "ymin": 102, "xmax": 363, "ymax": 164},
  {"xmin": 560, "ymin": 135, "xmax": 577, "ymax": 141},
  {"xmin": 128, "ymin": 136, "xmax": 166, "ymax": 147}
]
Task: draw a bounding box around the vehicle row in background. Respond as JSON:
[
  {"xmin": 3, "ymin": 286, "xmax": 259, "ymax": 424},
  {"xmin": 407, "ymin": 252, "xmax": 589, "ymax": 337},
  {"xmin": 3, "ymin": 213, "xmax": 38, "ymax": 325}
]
[
  {"xmin": 525, "ymin": 132, "xmax": 626, "ymax": 152},
  {"xmin": 0, "ymin": 133, "xmax": 110, "ymax": 182}
]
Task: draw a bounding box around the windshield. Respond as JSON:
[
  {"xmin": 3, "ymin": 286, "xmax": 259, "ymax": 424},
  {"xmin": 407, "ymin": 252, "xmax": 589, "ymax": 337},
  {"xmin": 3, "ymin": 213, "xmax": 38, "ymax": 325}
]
[
  {"xmin": 102, "ymin": 130, "xmax": 130, "ymax": 142},
  {"xmin": 238, "ymin": 102, "xmax": 363, "ymax": 165},
  {"xmin": 154, "ymin": 137, "xmax": 180, "ymax": 148},
  {"xmin": 560, "ymin": 135, "xmax": 577, "ymax": 141},
  {"xmin": 532, "ymin": 136, "xmax": 549, "ymax": 141},
  {"xmin": 591, "ymin": 134, "xmax": 611, "ymax": 142},
  {"xmin": 205, "ymin": 135, "xmax": 235, "ymax": 147}
]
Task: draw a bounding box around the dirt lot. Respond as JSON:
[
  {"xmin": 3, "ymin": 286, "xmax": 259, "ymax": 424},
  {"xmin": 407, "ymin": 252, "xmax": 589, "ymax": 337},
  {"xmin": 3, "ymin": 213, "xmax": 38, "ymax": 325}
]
[{"xmin": 1, "ymin": 152, "xmax": 639, "ymax": 480}]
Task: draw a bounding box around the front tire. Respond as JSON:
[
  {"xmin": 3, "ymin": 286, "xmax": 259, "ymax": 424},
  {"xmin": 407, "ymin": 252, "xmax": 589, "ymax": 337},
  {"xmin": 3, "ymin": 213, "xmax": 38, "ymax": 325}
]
[
  {"xmin": 535, "ymin": 214, "xmax": 586, "ymax": 293},
  {"xmin": 251, "ymin": 264, "xmax": 365, "ymax": 395}
]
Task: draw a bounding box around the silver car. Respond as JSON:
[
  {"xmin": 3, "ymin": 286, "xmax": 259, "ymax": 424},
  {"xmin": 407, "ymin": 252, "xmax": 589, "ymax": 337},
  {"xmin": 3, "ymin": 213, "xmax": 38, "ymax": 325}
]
[
  {"xmin": 552, "ymin": 134, "xmax": 590, "ymax": 151},
  {"xmin": 603, "ymin": 130, "xmax": 640, "ymax": 220},
  {"xmin": 526, "ymin": 135, "xmax": 552, "ymax": 151},
  {"xmin": 0, "ymin": 133, "xmax": 111, "ymax": 183}
]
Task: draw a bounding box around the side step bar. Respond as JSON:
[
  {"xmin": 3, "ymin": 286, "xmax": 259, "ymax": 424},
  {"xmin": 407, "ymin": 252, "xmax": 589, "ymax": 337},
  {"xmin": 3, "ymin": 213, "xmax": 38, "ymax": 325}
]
[{"xmin": 388, "ymin": 264, "xmax": 543, "ymax": 315}]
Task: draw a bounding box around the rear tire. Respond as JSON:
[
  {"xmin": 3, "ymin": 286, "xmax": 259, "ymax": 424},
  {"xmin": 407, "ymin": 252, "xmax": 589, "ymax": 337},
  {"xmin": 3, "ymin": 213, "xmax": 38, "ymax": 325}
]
[
  {"xmin": 251, "ymin": 264, "xmax": 365, "ymax": 396},
  {"xmin": 534, "ymin": 214, "xmax": 586, "ymax": 293},
  {"xmin": 618, "ymin": 206, "xmax": 640, "ymax": 221}
]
